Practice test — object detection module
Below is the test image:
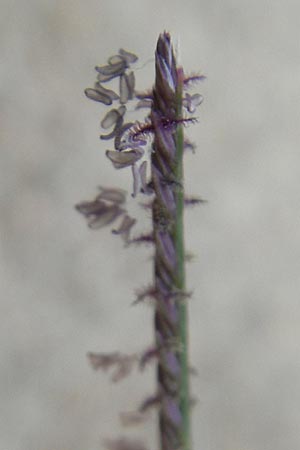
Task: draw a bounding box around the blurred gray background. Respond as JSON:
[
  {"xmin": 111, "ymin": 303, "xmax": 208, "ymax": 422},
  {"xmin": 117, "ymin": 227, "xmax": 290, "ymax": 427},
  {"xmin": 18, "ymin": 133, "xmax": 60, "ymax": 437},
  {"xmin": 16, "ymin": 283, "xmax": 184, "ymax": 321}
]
[{"xmin": 1, "ymin": 1, "xmax": 300, "ymax": 449}]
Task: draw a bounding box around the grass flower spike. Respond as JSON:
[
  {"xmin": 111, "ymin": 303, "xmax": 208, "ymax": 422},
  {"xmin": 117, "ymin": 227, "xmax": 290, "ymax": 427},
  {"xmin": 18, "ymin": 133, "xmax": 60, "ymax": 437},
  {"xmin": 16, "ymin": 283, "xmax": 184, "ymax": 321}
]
[{"xmin": 76, "ymin": 32, "xmax": 205, "ymax": 450}]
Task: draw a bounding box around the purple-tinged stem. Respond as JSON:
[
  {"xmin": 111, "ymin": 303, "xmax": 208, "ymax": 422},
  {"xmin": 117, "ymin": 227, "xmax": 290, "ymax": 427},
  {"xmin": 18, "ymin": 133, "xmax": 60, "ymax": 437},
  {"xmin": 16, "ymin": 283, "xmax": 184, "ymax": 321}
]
[{"xmin": 151, "ymin": 33, "xmax": 191, "ymax": 450}]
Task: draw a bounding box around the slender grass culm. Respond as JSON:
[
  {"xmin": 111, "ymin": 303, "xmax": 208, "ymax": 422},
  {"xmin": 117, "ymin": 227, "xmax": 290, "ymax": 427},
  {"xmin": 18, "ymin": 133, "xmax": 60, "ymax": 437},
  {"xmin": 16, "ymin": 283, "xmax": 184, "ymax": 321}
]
[{"xmin": 76, "ymin": 32, "xmax": 205, "ymax": 450}]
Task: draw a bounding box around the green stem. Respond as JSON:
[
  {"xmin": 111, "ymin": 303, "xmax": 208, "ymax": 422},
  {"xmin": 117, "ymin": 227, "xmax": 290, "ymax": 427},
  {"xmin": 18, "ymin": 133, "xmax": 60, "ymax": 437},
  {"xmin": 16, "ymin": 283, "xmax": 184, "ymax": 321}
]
[{"xmin": 174, "ymin": 68, "xmax": 191, "ymax": 450}]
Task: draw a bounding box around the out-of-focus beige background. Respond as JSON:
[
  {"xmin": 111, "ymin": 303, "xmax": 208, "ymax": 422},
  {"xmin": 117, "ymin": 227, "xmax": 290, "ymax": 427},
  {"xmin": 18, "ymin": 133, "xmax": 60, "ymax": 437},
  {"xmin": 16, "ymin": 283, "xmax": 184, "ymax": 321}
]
[{"xmin": 1, "ymin": 1, "xmax": 300, "ymax": 449}]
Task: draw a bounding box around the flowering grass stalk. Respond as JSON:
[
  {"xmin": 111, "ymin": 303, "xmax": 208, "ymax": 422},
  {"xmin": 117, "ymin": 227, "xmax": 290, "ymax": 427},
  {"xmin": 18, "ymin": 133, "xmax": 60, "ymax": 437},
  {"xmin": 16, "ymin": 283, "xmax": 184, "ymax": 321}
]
[
  {"xmin": 151, "ymin": 36, "xmax": 190, "ymax": 450},
  {"xmin": 76, "ymin": 32, "xmax": 204, "ymax": 450}
]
